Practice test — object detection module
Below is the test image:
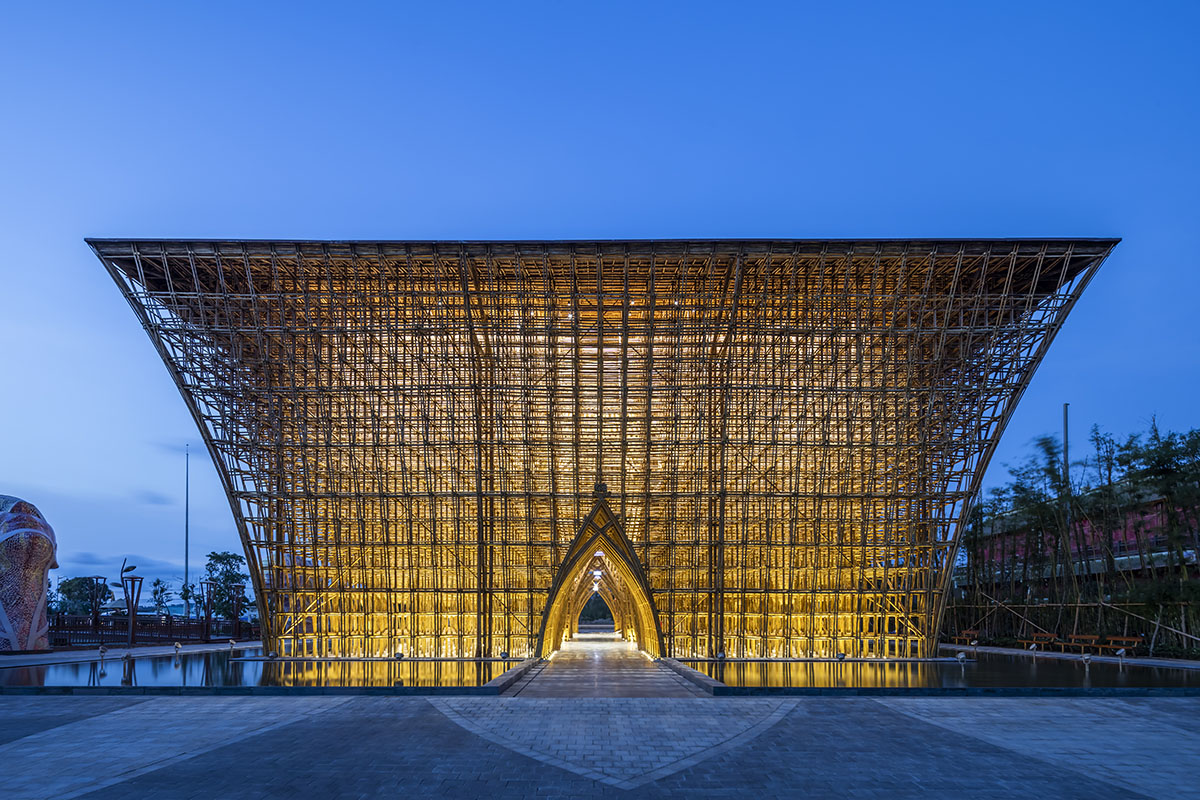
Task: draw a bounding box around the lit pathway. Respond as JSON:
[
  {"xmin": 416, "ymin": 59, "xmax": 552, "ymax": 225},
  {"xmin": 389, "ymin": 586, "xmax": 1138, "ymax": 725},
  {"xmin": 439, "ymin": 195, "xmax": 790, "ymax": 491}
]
[{"xmin": 505, "ymin": 630, "xmax": 705, "ymax": 697}]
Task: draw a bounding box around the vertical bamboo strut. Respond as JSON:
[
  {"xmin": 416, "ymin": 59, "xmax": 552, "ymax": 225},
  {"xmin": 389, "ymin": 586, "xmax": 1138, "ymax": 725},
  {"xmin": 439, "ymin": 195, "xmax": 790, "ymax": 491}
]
[{"xmin": 92, "ymin": 238, "xmax": 1116, "ymax": 660}]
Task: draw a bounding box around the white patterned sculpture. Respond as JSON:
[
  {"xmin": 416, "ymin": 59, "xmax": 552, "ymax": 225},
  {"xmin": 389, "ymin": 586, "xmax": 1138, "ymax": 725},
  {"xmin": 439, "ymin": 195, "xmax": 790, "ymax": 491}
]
[{"xmin": 0, "ymin": 496, "xmax": 58, "ymax": 652}]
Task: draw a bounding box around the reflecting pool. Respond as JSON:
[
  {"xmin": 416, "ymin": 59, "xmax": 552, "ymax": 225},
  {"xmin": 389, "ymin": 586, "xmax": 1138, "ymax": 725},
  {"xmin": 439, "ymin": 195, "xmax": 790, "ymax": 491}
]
[
  {"xmin": 3, "ymin": 649, "xmax": 1198, "ymax": 689},
  {"xmin": 681, "ymin": 653, "xmax": 1200, "ymax": 689},
  {"xmin": 0, "ymin": 649, "xmax": 523, "ymax": 688}
]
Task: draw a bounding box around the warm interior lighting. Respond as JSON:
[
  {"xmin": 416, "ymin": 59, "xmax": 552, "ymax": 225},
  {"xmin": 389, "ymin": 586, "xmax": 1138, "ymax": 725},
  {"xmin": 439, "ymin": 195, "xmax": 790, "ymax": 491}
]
[
  {"xmin": 538, "ymin": 494, "xmax": 661, "ymax": 656},
  {"xmin": 92, "ymin": 239, "xmax": 1115, "ymax": 661}
]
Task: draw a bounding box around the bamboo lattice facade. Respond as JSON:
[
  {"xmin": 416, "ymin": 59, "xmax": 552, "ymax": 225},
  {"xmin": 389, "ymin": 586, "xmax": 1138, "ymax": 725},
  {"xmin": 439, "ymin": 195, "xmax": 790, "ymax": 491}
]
[{"xmin": 91, "ymin": 238, "xmax": 1116, "ymax": 660}]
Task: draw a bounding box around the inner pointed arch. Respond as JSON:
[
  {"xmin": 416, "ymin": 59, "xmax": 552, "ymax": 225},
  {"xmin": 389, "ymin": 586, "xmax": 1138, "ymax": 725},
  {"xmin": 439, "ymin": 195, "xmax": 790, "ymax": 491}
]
[{"xmin": 536, "ymin": 495, "xmax": 663, "ymax": 657}]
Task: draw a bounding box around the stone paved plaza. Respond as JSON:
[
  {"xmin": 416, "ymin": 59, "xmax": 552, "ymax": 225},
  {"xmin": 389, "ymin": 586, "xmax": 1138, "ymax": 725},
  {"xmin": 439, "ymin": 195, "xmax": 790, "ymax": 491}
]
[
  {"xmin": 1, "ymin": 633, "xmax": 1197, "ymax": 798},
  {"xmin": 4, "ymin": 695, "xmax": 1195, "ymax": 800},
  {"xmin": 3, "ymin": 693, "xmax": 1197, "ymax": 798}
]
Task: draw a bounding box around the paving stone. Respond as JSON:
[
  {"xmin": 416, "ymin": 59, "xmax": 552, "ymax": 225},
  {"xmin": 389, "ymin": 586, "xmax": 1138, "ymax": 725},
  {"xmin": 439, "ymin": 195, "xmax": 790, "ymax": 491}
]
[
  {"xmin": 0, "ymin": 696, "xmax": 352, "ymax": 799},
  {"xmin": 7, "ymin": 694, "xmax": 1177, "ymax": 798},
  {"xmin": 0, "ymin": 695, "xmax": 147, "ymax": 745},
  {"xmin": 505, "ymin": 631, "xmax": 705, "ymax": 697},
  {"xmin": 883, "ymin": 697, "xmax": 1199, "ymax": 799},
  {"xmin": 0, "ymin": 635, "xmax": 1193, "ymax": 799}
]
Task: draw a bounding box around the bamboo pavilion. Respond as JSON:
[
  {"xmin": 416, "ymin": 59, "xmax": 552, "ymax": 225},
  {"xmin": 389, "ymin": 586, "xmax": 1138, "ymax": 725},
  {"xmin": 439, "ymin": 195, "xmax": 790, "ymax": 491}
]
[{"xmin": 91, "ymin": 238, "xmax": 1117, "ymax": 660}]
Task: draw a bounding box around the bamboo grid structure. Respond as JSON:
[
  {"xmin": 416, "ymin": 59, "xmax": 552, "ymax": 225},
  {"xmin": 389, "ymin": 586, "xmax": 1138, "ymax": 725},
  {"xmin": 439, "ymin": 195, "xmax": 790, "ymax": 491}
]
[{"xmin": 91, "ymin": 238, "xmax": 1116, "ymax": 661}]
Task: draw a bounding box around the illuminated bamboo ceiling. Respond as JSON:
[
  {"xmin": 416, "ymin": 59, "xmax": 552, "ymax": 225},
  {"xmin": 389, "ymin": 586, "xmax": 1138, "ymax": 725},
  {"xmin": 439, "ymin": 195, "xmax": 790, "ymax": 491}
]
[{"xmin": 91, "ymin": 238, "xmax": 1116, "ymax": 660}]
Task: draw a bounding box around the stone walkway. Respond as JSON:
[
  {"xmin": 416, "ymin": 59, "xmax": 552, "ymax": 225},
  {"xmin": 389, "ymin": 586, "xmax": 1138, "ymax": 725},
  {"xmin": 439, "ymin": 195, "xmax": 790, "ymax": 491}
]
[
  {"xmin": 432, "ymin": 697, "xmax": 794, "ymax": 788},
  {"xmin": 505, "ymin": 631, "xmax": 704, "ymax": 697},
  {"xmin": 0, "ymin": 694, "xmax": 1195, "ymax": 798}
]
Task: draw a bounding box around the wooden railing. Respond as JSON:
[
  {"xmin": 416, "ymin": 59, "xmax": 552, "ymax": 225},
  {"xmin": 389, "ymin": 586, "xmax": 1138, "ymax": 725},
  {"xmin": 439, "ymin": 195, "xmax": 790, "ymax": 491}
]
[
  {"xmin": 49, "ymin": 615, "xmax": 260, "ymax": 648},
  {"xmin": 943, "ymin": 601, "xmax": 1198, "ymax": 657}
]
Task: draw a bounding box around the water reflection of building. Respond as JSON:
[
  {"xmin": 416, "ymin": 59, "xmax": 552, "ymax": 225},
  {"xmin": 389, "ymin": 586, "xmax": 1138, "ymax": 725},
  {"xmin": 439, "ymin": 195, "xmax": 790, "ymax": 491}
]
[
  {"xmin": 262, "ymin": 659, "xmax": 501, "ymax": 688},
  {"xmin": 93, "ymin": 239, "xmax": 1116, "ymax": 661},
  {"xmin": 0, "ymin": 665, "xmax": 48, "ymax": 687},
  {"xmin": 701, "ymin": 659, "xmax": 940, "ymax": 689}
]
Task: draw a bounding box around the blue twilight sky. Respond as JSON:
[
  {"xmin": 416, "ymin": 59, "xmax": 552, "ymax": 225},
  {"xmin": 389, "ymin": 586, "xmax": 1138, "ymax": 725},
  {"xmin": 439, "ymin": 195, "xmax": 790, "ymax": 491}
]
[{"xmin": 1, "ymin": 2, "xmax": 1197, "ymax": 592}]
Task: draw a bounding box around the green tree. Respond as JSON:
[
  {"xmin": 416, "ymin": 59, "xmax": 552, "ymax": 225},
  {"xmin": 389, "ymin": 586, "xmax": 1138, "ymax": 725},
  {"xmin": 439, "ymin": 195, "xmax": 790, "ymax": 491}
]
[
  {"xmin": 1080, "ymin": 425, "xmax": 1127, "ymax": 593},
  {"xmin": 150, "ymin": 578, "xmax": 173, "ymax": 615},
  {"xmin": 54, "ymin": 577, "xmax": 114, "ymax": 615},
  {"xmin": 952, "ymin": 420, "xmax": 1200, "ymax": 651},
  {"xmin": 579, "ymin": 593, "xmax": 613, "ymax": 622},
  {"xmin": 203, "ymin": 551, "xmax": 250, "ymax": 619},
  {"xmin": 1122, "ymin": 421, "xmax": 1200, "ymax": 580}
]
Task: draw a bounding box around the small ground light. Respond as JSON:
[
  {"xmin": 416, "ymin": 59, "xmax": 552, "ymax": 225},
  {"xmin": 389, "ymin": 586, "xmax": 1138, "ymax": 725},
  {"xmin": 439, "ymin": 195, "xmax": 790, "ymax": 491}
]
[
  {"xmin": 956, "ymin": 652, "xmax": 966, "ymax": 663},
  {"xmin": 500, "ymin": 651, "xmax": 509, "ymax": 659},
  {"xmin": 1082, "ymin": 653, "xmax": 1092, "ymax": 666},
  {"xmin": 174, "ymin": 641, "xmax": 182, "ymax": 654},
  {"xmin": 836, "ymin": 653, "xmax": 847, "ymax": 661},
  {"xmin": 267, "ymin": 652, "xmax": 278, "ymax": 659},
  {"xmin": 98, "ymin": 646, "xmax": 108, "ymax": 666},
  {"xmin": 395, "ymin": 651, "xmax": 405, "ymax": 659},
  {"xmin": 1117, "ymin": 648, "xmax": 1126, "ymax": 668}
]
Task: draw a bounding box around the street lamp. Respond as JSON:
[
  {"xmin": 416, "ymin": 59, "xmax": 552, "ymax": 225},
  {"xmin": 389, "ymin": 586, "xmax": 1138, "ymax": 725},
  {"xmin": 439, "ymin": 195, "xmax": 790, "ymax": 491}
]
[{"xmin": 121, "ymin": 569, "xmax": 143, "ymax": 647}]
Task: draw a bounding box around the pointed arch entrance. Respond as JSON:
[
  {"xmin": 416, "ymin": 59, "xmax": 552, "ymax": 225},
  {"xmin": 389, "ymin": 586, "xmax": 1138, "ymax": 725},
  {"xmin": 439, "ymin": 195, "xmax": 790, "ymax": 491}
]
[{"xmin": 536, "ymin": 493, "xmax": 663, "ymax": 657}]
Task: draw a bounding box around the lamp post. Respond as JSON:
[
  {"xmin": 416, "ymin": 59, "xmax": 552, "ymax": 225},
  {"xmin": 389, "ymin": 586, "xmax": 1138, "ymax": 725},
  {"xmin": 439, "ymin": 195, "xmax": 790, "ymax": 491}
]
[
  {"xmin": 184, "ymin": 443, "xmax": 190, "ymax": 619},
  {"xmin": 200, "ymin": 580, "xmax": 214, "ymax": 642},
  {"xmin": 121, "ymin": 573, "xmax": 144, "ymax": 647}
]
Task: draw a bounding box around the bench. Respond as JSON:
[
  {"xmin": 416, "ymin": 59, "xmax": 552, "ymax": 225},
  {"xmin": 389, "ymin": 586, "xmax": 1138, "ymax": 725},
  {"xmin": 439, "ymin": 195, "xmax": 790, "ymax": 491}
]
[
  {"xmin": 1100, "ymin": 635, "xmax": 1142, "ymax": 656},
  {"xmin": 950, "ymin": 629, "xmax": 979, "ymax": 646},
  {"xmin": 1017, "ymin": 632, "xmax": 1057, "ymax": 651},
  {"xmin": 1063, "ymin": 634, "xmax": 1100, "ymax": 653}
]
